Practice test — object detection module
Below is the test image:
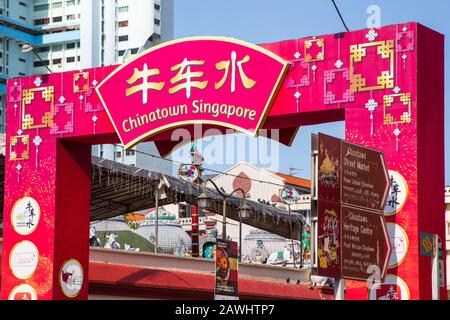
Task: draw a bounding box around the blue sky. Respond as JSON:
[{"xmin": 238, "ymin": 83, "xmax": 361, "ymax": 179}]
[{"xmin": 172, "ymin": 0, "xmax": 450, "ymax": 184}]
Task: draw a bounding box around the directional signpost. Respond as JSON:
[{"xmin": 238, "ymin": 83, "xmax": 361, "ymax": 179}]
[
  {"xmin": 341, "ymin": 206, "xmax": 391, "ymax": 281},
  {"xmin": 341, "ymin": 141, "xmax": 390, "ymax": 211},
  {"xmin": 340, "ymin": 141, "xmax": 391, "ymax": 281},
  {"xmin": 312, "ymin": 133, "xmax": 392, "ymax": 299}
]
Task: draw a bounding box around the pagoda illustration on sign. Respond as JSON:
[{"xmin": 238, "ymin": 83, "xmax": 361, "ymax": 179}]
[{"xmin": 318, "ymin": 142, "xmax": 340, "ymax": 189}]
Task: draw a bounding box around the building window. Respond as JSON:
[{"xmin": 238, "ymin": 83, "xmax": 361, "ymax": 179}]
[
  {"xmin": 118, "ymin": 35, "xmax": 128, "ymax": 42},
  {"xmin": 36, "ymin": 46, "xmax": 50, "ymax": 53},
  {"xmin": 66, "ymin": 43, "xmax": 76, "ymax": 49},
  {"xmin": 19, "ymin": 16, "xmax": 26, "ymax": 21},
  {"xmin": 118, "ymin": 20, "xmax": 128, "ymax": 28},
  {"xmin": 53, "ymin": 16, "xmax": 63, "ymax": 23},
  {"xmin": 19, "ymin": 1, "xmax": 27, "ymax": 6},
  {"xmin": 34, "ymin": 4, "xmax": 49, "ymax": 11},
  {"xmin": 66, "ymin": 0, "xmax": 76, "ymax": 6},
  {"xmin": 154, "ymin": 3, "xmax": 161, "ymax": 11},
  {"xmin": 130, "ymin": 48, "xmax": 139, "ymax": 54},
  {"xmin": 117, "ymin": 6, "xmax": 129, "ymax": 13},
  {"xmin": 53, "ymin": 2, "xmax": 63, "ymax": 8},
  {"xmin": 33, "ymin": 60, "xmax": 50, "ymax": 68},
  {"xmin": 19, "ymin": 58, "xmax": 26, "ymax": 63},
  {"xmin": 66, "ymin": 14, "xmax": 76, "ymax": 20},
  {"xmin": 53, "ymin": 58, "xmax": 62, "ymax": 65},
  {"xmin": 34, "ymin": 18, "xmax": 50, "ymax": 25},
  {"xmin": 66, "ymin": 57, "xmax": 75, "ymax": 63},
  {"xmin": 154, "ymin": 18, "xmax": 160, "ymax": 26},
  {"xmin": 118, "ymin": 50, "xmax": 125, "ymax": 56},
  {"xmin": 126, "ymin": 149, "xmax": 136, "ymax": 156},
  {"xmin": 115, "ymin": 151, "xmax": 122, "ymax": 159},
  {"xmin": 178, "ymin": 204, "xmax": 192, "ymax": 218}
]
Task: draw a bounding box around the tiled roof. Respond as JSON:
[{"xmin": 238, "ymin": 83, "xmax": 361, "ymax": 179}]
[{"xmin": 275, "ymin": 172, "xmax": 311, "ymax": 189}]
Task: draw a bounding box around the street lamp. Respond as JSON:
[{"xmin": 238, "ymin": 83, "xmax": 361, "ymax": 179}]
[
  {"xmin": 196, "ymin": 188, "xmax": 210, "ymax": 210},
  {"xmin": 21, "ymin": 44, "xmax": 53, "ymax": 74},
  {"xmin": 280, "ymin": 187, "xmax": 301, "ymax": 268},
  {"xmin": 197, "ymin": 179, "xmax": 248, "ymax": 242},
  {"xmin": 238, "ymin": 201, "xmax": 250, "ymax": 219},
  {"xmin": 154, "ymin": 176, "xmax": 169, "ymax": 254},
  {"xmin": 237, "ymin": 200, "xmax": 250, "ymax": 262}
]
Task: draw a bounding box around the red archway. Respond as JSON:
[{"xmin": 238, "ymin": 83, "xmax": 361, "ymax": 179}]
[{"xmin": 2, "ymin": 22, "xmax": 446, "ymax": 300}]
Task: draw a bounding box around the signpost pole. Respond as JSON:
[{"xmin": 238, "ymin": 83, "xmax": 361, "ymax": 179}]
[
  {"xmin": 222, "ymin": 198, "xmax": 227, "ymax": 239},
  {"xmin": 288, "ymin": 204, "xmax": 296, "ymax": 268},
  {"xmin": 334, "ymin": 278, "xmax": 345, "ymax": 300},
  {"xmin": 154, "ymin": 189, "xmax": 159, "ymax": 254},
  {"xmin": 310, "ymin": 134, "xmax": 319, "ymax": 273},
  {"xmin": 432, "ymin": 234, "xmax": 440, "ymax": 300},
  {"xmin": 239, "ymin": 214, "xmax": 242, "ymax": 262}
]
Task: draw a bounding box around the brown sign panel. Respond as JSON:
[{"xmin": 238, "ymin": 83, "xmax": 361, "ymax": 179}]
[
  {"xmin": 341, "ymin": 141, "xmax": 390, "ymax": 212},
  {"xmin": 317, "ymin": 200, "xmax": 341, "ymax": 278},
  {"xmin": 318, "ymin": 133, "xmax": 341, "ymax": 203},
  {"xmin": 341, "ymin": 205, "xmax": 391, "ymax": 281}
]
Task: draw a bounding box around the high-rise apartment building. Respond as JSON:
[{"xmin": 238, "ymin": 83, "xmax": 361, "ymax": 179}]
[{"xmin": 0, "ymin": 0, "xmax": 174, "ymax": 172}]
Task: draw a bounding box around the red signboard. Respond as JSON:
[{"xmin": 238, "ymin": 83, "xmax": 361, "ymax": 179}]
[
  {"xmin": 96, "ymin": 37, "xmax": 289, "ymax": 149},
  {"xmin": 215, "ymin": 239, "xmax": 239, "ymax": 300},
  {"xmin": 341, "ymin": 206, "xmax": 391, "ymax": 281}
]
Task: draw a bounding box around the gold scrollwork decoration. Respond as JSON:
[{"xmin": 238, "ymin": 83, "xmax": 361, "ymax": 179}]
[
  {"xmin": 383, "ymin": 92, "xmax": 412, "ymax": 125},
  {"xmin": 74, "ymin": 72, "xmax": 90, "ymax": 93},
  {"xmin": 10, "ymin": 135, "xmax": 29, "ymax": 161},
  {"xmin": 21, "ymin": 87, "xmax": 55, "ymax": 131},
  {"xmin": 304, "ymin": 38, "xmax": 325, "ymax": 62},
  {"xmin": 350, "ymin": 40, "xmax": 395, "ymax": 92}
]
